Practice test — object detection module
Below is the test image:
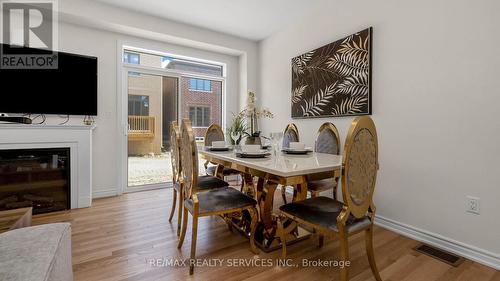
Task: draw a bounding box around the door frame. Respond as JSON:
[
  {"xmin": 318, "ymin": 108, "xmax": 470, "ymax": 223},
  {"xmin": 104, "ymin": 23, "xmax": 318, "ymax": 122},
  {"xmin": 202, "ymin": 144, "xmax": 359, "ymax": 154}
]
[
  {"xmin": 119, "ymin": 66, "xmax": 181, "ymax": 193},
  {"xmin": 117, "ymin": 44, "xmax": 227, "ymax": 194}
]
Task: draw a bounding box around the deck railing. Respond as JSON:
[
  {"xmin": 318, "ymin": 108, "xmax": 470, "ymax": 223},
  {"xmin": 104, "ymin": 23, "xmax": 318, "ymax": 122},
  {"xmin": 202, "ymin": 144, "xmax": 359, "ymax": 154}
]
[{"xmin": 128, "ymin": 116, "xmax": 155, "ymax": 139}]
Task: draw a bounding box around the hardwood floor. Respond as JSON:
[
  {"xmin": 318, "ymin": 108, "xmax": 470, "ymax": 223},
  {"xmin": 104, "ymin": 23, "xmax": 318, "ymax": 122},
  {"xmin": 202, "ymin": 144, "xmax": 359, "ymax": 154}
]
[{"xmin": 32, "ymin": 188, "xmax": 499, "ymax": 281}]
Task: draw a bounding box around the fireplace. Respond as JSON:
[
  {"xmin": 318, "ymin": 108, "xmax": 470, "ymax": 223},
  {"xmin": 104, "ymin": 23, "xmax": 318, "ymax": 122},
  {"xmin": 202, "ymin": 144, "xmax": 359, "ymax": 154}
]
[{"xmin": 0, "ymin": 148, "xmax": 71, "ymax": 215}]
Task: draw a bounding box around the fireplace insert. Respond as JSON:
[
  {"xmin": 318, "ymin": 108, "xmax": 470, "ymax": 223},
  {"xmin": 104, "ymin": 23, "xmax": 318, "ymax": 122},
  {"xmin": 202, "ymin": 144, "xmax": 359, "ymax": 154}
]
[{"xmin": 0, "ymin": 148, "xmax": 70, "ymax": 214}]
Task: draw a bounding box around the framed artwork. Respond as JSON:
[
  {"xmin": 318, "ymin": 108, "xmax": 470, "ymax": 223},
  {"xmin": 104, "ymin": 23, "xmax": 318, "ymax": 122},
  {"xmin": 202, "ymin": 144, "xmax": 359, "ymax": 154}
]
[{"xmin": 291, "ymin": 27, "xmax": 372, "ymax": 118}]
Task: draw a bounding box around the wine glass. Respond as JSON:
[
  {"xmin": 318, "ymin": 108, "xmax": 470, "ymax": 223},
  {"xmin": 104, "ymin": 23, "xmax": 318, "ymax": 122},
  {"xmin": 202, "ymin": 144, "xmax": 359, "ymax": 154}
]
[
  {"xmin": 269, "ymin": 132, "xmax": 283, "ymax": 157},
  {"xmin": 230, "ymin": 131, "xmax": 241, "ymax": 151}
]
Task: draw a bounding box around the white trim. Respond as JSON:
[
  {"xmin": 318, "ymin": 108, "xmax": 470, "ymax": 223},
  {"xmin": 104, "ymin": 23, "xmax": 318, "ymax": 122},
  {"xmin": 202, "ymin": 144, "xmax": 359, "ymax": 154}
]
[
  {"xmin": 0, "ymin": 124, "xmax": 97, "ymax": 130},
  {"xmin": 92, "ymin": 188, "xmax": 118, "ymax": 199},
  {"xmin": 125, "ymin": 182, "xmax": 173, "ymax": 194},
  {"xmin": 375, "ymin": 215, "xmax": 500, "ymax": 270},
  {"xmin": 116, "ymin": 41, "xmax": 125, "ymax": 196}
]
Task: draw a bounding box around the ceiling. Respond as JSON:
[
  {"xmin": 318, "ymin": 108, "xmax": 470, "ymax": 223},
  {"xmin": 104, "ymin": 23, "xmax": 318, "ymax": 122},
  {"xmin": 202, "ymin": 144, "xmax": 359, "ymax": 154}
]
[{"xmin": 94, "ymin": 0, "xmax": 326, "ymax": 41}]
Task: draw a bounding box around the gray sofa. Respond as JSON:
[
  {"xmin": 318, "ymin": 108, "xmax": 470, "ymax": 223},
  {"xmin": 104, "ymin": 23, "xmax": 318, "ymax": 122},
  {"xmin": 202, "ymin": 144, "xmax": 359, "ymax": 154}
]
[{"xmin": 0, "ymin": 223, "xmax": 73, "ymax": 281}]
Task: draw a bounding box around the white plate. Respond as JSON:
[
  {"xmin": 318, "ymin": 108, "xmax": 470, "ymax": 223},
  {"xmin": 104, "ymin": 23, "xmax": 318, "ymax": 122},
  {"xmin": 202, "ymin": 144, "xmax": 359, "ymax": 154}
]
[
  {"xmin": 206, "ymin": 146, "xmax": 231, "ymax": 151},
  {"xmin": 283, "ymin": 147, "xmax": 312, "ymax": 152},
  {"xmin": 241, "ymin": 150, "xmax": 268, "ymax": 155}
]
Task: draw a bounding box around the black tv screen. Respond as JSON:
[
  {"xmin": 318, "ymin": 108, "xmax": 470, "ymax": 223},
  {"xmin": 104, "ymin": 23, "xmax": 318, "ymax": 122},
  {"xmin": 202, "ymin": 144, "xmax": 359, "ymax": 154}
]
[{"xmin": 0, "ymin": 44, "xmax": 98, "ymax": 116}]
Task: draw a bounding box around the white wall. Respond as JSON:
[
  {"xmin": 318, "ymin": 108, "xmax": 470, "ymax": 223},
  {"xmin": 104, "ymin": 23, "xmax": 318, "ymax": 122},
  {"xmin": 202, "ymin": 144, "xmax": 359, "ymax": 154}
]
[
  {"xmin": 1, "ymin": 1, "xmax": 258, "ymax": 197},
  {"xmin": 58, "ymin": 22, "xmax": 242, "ymax": 197},
  {"xmin": 258, "ymin": 0, "xmax": 500, "ymax": 262},
  {"xmin": 58, "ymin": 0, "xmax": 260, "ymax": 106}
]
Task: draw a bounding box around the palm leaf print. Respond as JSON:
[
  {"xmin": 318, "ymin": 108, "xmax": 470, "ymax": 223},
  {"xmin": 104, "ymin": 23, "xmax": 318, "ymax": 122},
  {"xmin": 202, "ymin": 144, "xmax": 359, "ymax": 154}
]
[
  {"xmin": 331, "ymin": 95, "xmax": 368, "ymax": 116},
  {"xmin": 334, "ymin": 75, "xmax": 368, "ymax": 96},
  {"xmin": 292, "ymin": 51, "xmax": 315, "ymax": 75},
  {"xmin": 326, "ymin": 33, "xmax": 369, "ymax": 78},
  {"xmin": 292, "ymin": 85, "xmax": 308, "ymax": 104},
  {"xmin": 300, "ymin": 83, "xmax": 337, "ymax": 116},
  {"xmin": 325, "ymin": 52, "xmax": 369, "ymax": 78},
  {"xmin": 338, "ymin": 35, "xmax": 369, "ymax": 62},
  {"xmin": 291, "ymin": 27, "xmax": 372, "ymax": 118}
]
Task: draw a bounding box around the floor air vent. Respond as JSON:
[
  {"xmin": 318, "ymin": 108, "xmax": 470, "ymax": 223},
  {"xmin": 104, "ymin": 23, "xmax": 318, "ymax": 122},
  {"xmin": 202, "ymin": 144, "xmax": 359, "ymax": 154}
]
[{"xmin": 414, "ymin": 244, "xmax": 464, "ymax": 267}]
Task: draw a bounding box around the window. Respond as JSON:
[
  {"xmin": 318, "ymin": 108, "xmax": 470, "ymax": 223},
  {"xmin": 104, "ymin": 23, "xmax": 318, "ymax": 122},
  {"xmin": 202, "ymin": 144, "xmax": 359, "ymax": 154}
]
[
  {"xmin": 188, "ymin": 106, "xmax": 210, "ymax": 127},
  {"xmin": 128, "ymin": 95, "xmax": 149, "ymax": 116},
  {"xmin": 188, "ymin": 78, "xmax": 212, "ymax": 92},
  {"xmin": 123, "ymin": 50, "xmax": 223, "ymax": 77},
  {"xmin": 123, "ymin": 52, "xmax": 140, "ymax": 64},
  {"xmin": 128, "ymin": 71, "xmax": 141, "ymax": 77}
]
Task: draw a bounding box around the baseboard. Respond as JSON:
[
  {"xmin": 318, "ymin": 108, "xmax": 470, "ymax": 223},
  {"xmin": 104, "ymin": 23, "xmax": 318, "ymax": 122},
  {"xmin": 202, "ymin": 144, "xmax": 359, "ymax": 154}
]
[
  {"xmin": 92, "ymin": 188, "xmax": 118, "ymax": 199},
  {"xmin": 375, "ymin": 215, "xmax": 500, "ymax": 270}
]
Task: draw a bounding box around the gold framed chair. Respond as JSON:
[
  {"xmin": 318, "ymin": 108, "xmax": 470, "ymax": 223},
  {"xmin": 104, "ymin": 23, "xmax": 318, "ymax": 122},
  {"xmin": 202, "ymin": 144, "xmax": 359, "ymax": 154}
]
[
  {"xmin": 307, "ymin": 122, "xmax": 341, "ymax": 199},
  {"xmin": 282, "ymin": 123, "xmax": 299, "ymax": 148},
  {"xmin": 204, "ymin": 124, "xmax": 241, "ymax": 179},
  {"xmin": 169, "ymin": 122, "xmax": 230, "ymax": 236},
  {"xmin": 278, "ymin": 116, "xmax": 382, "ymax": 281},
  {"xmin": 168, "ymin": 121, "xmax": 183, "ymax": 236},
  {"xmin": 177, "ymin": 119, "xmax": 259, "ymax": 275},
  {"xmin": 281, "ymin": 123, "xmax": 300, "ymax": 204}
]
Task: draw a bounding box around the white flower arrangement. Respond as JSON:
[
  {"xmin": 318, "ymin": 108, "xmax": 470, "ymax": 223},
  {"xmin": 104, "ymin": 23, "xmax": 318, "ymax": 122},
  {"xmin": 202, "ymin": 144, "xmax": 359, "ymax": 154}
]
[{"xmin": 238, "ymin": 91, "xmax": 273, "ymax": 135}]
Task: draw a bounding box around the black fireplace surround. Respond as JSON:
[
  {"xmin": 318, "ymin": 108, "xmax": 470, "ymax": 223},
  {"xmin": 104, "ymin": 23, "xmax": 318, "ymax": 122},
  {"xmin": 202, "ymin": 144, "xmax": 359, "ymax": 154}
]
[{"xmin": 0, "ymin": 148, "xmax": 71, "ymax": 214}]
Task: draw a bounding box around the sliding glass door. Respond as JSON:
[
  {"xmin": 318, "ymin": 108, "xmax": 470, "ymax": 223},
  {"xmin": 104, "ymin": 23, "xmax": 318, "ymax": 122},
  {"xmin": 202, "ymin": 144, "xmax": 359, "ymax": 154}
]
[
  {"xmin": 120, "ymin": 47, "xmax": 225, "ymax": 193},
  {"xmin": 126, "ymin": 71, "xmax": 178, "ymax": 190}
]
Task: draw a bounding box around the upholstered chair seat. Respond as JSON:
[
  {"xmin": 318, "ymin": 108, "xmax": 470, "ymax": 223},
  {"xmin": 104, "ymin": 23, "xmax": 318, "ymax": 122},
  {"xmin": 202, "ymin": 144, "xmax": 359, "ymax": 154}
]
[
  {"xmin": 279, "ymin": 196, "xmax": 370, "ymax": 233},
  {"xmin": 196, "ymin": 175, "xmax": 229, "ymax": 190},
  {"xmin": 185, "ymin": 187, "xmax": 257, "ymax": 214},
  {"xmin": 306, "ymin": 178, "xmax": 338, "ymax": 193},
  {"xmin": 206, "ymin": 166, "xmax": 241, "ymax": 177}
]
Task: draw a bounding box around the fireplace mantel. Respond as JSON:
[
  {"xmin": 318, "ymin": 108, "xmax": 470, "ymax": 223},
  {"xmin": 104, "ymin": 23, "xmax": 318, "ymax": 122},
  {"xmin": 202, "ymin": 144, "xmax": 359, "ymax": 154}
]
[
  {"xmin": 0, "ymin": 124, "xmax": 96, "ymax": 130},
  {"xmin": 0, "ymin": 124, "xmax": 96, "ymax": 209}
]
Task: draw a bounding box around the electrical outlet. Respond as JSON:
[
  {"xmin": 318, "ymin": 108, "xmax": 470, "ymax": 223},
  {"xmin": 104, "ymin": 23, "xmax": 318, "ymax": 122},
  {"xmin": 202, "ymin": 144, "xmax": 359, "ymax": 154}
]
[{"xmin": 466, "ymin": 196, "xmax": 480, "ymax": 215}]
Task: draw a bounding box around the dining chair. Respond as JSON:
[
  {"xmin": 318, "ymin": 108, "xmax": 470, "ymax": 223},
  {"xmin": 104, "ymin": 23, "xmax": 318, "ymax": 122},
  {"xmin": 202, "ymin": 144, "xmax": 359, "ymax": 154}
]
[
  {"xmin": 177, "ymin": 119, "xmax": 259, "ymax": 275},
  {"xmin": 204, "ymin": 124, "xmax": 241, "ymax": 179},
  {"xmin": 169, "ymin": 122, "xmax": 230, "ymax": 236},
  {"xmin": 278, "ymin": 116, "xmax": 381, "ymax": 281},
  {"xmin": 307, "ymin": 122, "xmax": 341, "ymax": 199},
  {"xmin": 168, "ymin": 121, "xmax": 183, "ymax": 236},
  {"xmin": 281, "ymin": 123, "xmax": 299, "ymax": 204},
  {"xmin": 282, "ymin": 123, "xmax": 299, "ymax": 148}
]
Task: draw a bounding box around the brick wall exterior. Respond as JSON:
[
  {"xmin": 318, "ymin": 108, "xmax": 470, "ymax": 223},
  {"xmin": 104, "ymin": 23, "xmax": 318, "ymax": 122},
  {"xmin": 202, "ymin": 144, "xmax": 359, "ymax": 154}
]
[
  {"xmin": 180, "ymin": 78, "xmax": 222, "ymax": 139},
  {"xmin": 126, "ymin": 51, "xmax": 224, "ymax": 154}
]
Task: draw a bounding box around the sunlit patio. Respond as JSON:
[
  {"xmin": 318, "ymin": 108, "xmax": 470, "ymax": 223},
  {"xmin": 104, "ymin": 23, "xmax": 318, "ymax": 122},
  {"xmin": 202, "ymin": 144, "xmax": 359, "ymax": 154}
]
[{"xmin": 127, "ymin": 151, "xmax": 208, "ymax": 187}]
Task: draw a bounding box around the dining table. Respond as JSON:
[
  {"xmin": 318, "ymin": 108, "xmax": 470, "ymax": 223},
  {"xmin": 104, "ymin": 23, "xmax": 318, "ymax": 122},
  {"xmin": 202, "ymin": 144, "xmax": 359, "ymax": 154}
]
[{"xmin": 199, "ymin": 148, "xmax": 342, "ymax": 252}]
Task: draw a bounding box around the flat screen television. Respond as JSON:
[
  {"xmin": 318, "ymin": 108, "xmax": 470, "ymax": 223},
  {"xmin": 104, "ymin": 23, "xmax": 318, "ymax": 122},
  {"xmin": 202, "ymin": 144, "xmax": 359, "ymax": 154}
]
[{"xmin": 0, "ymin": 44, "xmax": 98, "ymax": 116}]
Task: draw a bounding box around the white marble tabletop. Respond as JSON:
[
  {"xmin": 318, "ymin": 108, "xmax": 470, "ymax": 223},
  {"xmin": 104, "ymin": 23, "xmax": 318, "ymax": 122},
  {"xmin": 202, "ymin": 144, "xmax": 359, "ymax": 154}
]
[{"xmin": 199, "ymin": 149, "xmax": 342, "ymax": 178}]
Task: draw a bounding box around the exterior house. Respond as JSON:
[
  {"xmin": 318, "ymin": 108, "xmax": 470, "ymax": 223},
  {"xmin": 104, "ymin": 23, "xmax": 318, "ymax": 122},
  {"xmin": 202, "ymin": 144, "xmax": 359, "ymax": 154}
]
[{"xmin": 126, "ymin": 51, "xmax": 222, "ymax": 155}]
